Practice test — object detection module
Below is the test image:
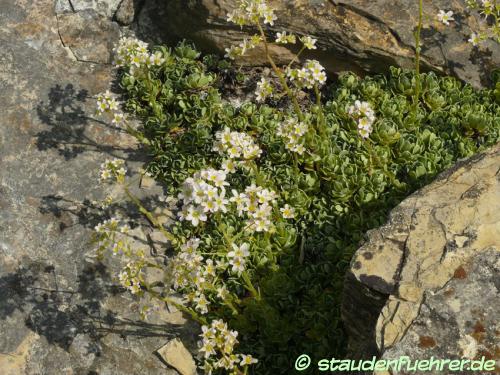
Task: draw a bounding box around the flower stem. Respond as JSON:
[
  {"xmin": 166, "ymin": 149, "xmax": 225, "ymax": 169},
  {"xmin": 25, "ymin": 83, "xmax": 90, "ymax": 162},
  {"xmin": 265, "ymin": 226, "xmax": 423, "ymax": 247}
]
[
  {"xmin": 122, "ymin": 184, "xmax": 178, "ymax": 246},
  {"xmin": 413, "ymin": 0, "xmax": 424, "ymax": 111},
  {"xmin": 257, "ymin": 23, "xmax": 304, "ymax": 121}
]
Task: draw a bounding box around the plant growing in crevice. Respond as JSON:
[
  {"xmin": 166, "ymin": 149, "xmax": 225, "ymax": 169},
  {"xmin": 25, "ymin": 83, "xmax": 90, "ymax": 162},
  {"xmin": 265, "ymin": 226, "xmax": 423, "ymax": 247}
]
[{"xmin": 89, "ymin": 1, "xmax": 500, "ymax": 374}]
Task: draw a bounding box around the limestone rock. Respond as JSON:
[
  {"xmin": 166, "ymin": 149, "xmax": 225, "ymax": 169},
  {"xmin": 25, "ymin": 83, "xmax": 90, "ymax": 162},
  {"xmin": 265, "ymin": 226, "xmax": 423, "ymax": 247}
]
[
  {"xmin": 0, "ymin": 0, "xmax": 194, "ymax": 373},
  {"xmin": 136, "ymin": 0, "xmax": 500, "ymax": 88},
  {"xmin": 157, "ymin": 339, "xmax": 197, "ymax": 375},
  {"xmin": 55, "ymin": 0, "xmax": 123, "ymax": 19},
  {"xmin": 57, "ymin": 9, "xmax": 120, "ymax": 64},
  {"xmin": 341, "ymin": 143, "xmax": 500, "ymax": 365},
  {"xmin": 115, "ymin": 0, "xmax": 136, "ymax": 25},
  {"xmin": 54, "ymin": 0, "xmax": 73, "ymax": 14},
  {"xmin": 382, "ymin": 248, "xmax": 500, "ymax": 374}
]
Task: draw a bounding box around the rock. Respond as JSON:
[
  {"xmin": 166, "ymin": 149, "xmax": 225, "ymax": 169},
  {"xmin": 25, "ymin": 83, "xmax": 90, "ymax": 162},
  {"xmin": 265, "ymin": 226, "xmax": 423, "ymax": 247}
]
[
  {"xmin": 136, "ymin": 0, "xmax": 500, "ymax": 88},
  {"xmin": 57, "ymin": 9, "xmax": 120, "ymax": 64},
  {"xmin": 115, "ymin": 0, "xmax": 136, "ymax": 25},
  {"xmin": 382, "ymin": 249, "xmax": 500, "ymax": 373},
  {"xmin": 0, "ymin": 0, "xmax": 195, "ymax": 373},
  {"xmin": 55, "ymin": 0, "xmax": 123, "ymax": 19},
  {"xmin": 54, "ymin": 0, "xmax": 73, "ymax": 14},
  {"xmin": 341, "ymin": 143, "xmax": 500, "ymax": 365},
  {"xmin": 157, "ymin": 338, "xmax": 197, "ymax": 375}
]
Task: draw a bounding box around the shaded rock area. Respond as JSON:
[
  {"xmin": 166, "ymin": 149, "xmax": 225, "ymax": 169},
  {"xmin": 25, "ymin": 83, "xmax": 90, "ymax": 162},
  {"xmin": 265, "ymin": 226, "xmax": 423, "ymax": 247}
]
[
  {"xmin": 342, "ymin": 144, "xmax": 500, "ymax": 373},
  {"xmin": 0, "ymin": 0, "xmax": 196, "ymax": 373},
  {"xmin": 135, "ymin": 0, "xmax": 500, "ymax": 88}
]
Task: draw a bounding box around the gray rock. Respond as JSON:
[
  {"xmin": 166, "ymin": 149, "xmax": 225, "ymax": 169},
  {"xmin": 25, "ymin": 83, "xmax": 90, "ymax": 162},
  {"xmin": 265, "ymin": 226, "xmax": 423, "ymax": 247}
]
[
  {"xmin": 57, "ymin": 9, "xmax": 120, "ymax": 64},
  {"xmin": 341, "ymin": 143, "xmax": 500, "ymax": 370},
  {"xmin": 115, "ymin": 0, "xmax": 136, "ymax": 25},
  {"xmin": 0, "ymin": 0, "xmax": 195, "ymax": 373},
  {"xmin": 382, "ymin": 248, "xmax": 500, "ymax": 374},
  {"xmin": 54, "ymin": 0, "xmax": 73, "ymax": 14},
  {"xmin": 136, "ymin": 0, "xmax": 500, "ymax": 88},
  {"xmin": 55, "ymin": 0, "xmax": 123, "ymax": 19}
]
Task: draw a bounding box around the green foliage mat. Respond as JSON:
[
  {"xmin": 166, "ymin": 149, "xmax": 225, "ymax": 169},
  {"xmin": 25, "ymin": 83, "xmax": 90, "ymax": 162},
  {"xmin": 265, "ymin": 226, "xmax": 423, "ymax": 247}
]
[{"xmin": 120, "ymin": 42, "xmax": 500, "ymax": 373}]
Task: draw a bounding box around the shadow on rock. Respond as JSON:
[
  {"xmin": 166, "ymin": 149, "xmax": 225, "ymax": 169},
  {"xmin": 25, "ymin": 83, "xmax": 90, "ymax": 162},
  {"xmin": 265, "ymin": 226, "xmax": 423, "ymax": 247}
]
[
  {"xmin": 38, "ymin": 194, "xmax": 165, "ymax": 240},
  {"xmin": 0, "ymin": 261, "xmax": 182, "ymax": 353},
  {"xmin": 35, "ymin": 83, "xmax": 145, "ymax": 161}
]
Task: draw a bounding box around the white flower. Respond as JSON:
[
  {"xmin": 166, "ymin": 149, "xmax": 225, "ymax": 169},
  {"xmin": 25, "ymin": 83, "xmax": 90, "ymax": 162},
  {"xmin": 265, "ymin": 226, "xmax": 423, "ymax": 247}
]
[
  {"xmin": 213, "ymin": 193, "xmax": 229, "ymax": 213},
  {"xmin": 300, "ymin": 36, "xmax": 317, "ymax": 50},
  {"xmin": 111, "ymin": 112, "xmax": 124, "ymax": 125},
  {"xmin": 255, "ymin": 77, "xmax": 273, "ymax": 102},
  {"xmin": 229, "ymin": 256, "xmax": 246, "ymax": 275},
  {"xmin": 253, "ymin": 219, "xmax": 271, "ymax": 232},
  {"xmin": 221, "ymin": 159, "xmax": 236, "ymax": 173},
  {"xmin": 194, "ymin": 293, "xmax": 210, "ymax": 314},
  {"xmin": 119, "ymin": 224, "xmax": 130, "ymax": 234},
  {"xmin": 358, "ymin": 126, "xmax": 372, "ymax": 139},
  {"xmin": 216, "ymin": 285, "xmax": 229, "ymax": 300},
  {"xmin": 263, "ymin": 9, "xmax": 277, "ymax": 25},
  {"xmin": 200, "ymin": 340, "xmax": 216, "ymax": 358},
  {"xmin": 150, "ymin": 51, "xmax": 165, "ymax": 66},
  {"xmin": 481, "ymin": 0, "xmax": 493, "ymax": 9},
  {"xmin": 358, "ymin": 116, "xmax": 373, "ymax": 128},
  {"xmin": 437, "ymin": 10, "xmax": 454, "ymax": 25},
  {"xmin": 228, "ymin": 243, "xmax": 250, "ymax": 258},
  {"xmin": 185, "ymin": 205, "xmax": 207, "ymax": 226},
  {"xmin": 468, "ymin": 32, "xmax": 481, "ymax": 46},
  {"xmin": 240, "ymin": 354, "xmax": 258, "ymax": 366},
  {"xmin": 224, "ymin": 46, "xmax": 241, "ymax": 60},
  {"xmin": 280, "ymin": 204, "xmax": 296, "ymax": 219},
  {"xmin": 290, "ymin": 144, "xmax": 304, "ymax": 154},
  {"xmin": 275, "ymin": 31, "xmax": 296, "ymax": 44}
]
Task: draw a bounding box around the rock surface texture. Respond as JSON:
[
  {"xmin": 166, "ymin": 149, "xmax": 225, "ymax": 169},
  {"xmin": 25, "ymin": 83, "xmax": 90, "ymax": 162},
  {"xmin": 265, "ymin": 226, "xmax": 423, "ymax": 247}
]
[
  {"xmin": 136, "ymin": 0, "xmax": 500, "ymax": 88},
  {"xmin": 342, "ymin": 143, "xmax": 500, "ymax": 373},
  {"xmin": 0, "ymin": 0, "xmax": 196, "ymax": 373}
]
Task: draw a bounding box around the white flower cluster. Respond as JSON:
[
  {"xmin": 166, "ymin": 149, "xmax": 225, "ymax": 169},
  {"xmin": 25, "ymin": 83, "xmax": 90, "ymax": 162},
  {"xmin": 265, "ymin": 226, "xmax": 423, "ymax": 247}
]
[
  {"xmin": 169, "ymin": 238, "xmax": 224, "ymax": 314},
  {"xmin": 98, "ymin": 158, "xmax": 127, "ymax": 183},
  {"xmin": 170, "ymin": 238, "xmax": 204, "ymax": 290},
  {"xmin": 177, "ymin": 169, "xmax": 229, "ymax": 226},
  {"xmin": 226, "ymin": 0, "xmax": 277, "ymax": 26},
  {"xmin": 465, "ymin": 0, "xmax": 499, "ymax": 45},
  {"xmin": 169, "ymin": 240, "xmax": 251, "ymax": 319},
  {"xmin": 199, "ymin": 319, "xmax": 257, "ymax": 374},
  {"xmin": 347, "ymin": 100, "xmax": 376, "ymax": 139},
  {"xmin": 224, "ymin": 35, "xmax": 262, "ymax": 60},
  {"xmin": 286, "ymin": 60, "xmax": 327, "ymax": 89},
  {"xmin": 230, "ymin": 184, "xmax": 277, "ymax": 232},
  {"xmin": 113, "ymin": 36, "xmax": 165, "ymax": 74},
  {"xmin": 93, "ymin": 217, "xmax": 144, "ymax": 295},
  {"xmin": 213, "ymin": 127, "xmax": 262, "ymax": 164},
  {"xmin": 277, "ymin": 117, "xmax": 308, "ymax": 155},
  {"xmin": 274, "ymin": 33, "xmax": 318, "ymax": 49},
  {"xmin": 94, "ymin": 216, "xmax": 132, "ymax": 259},
  {"xmin": 96, "ymin": 90, "xmax": 127, "ymax": 127},
  {"xmin": 255, "ymin": 77, "xmax": 273, "ymax": 102},
  {"xmin": 118, "ymin": 262, "xmax": 143, "ymax": 294}
]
